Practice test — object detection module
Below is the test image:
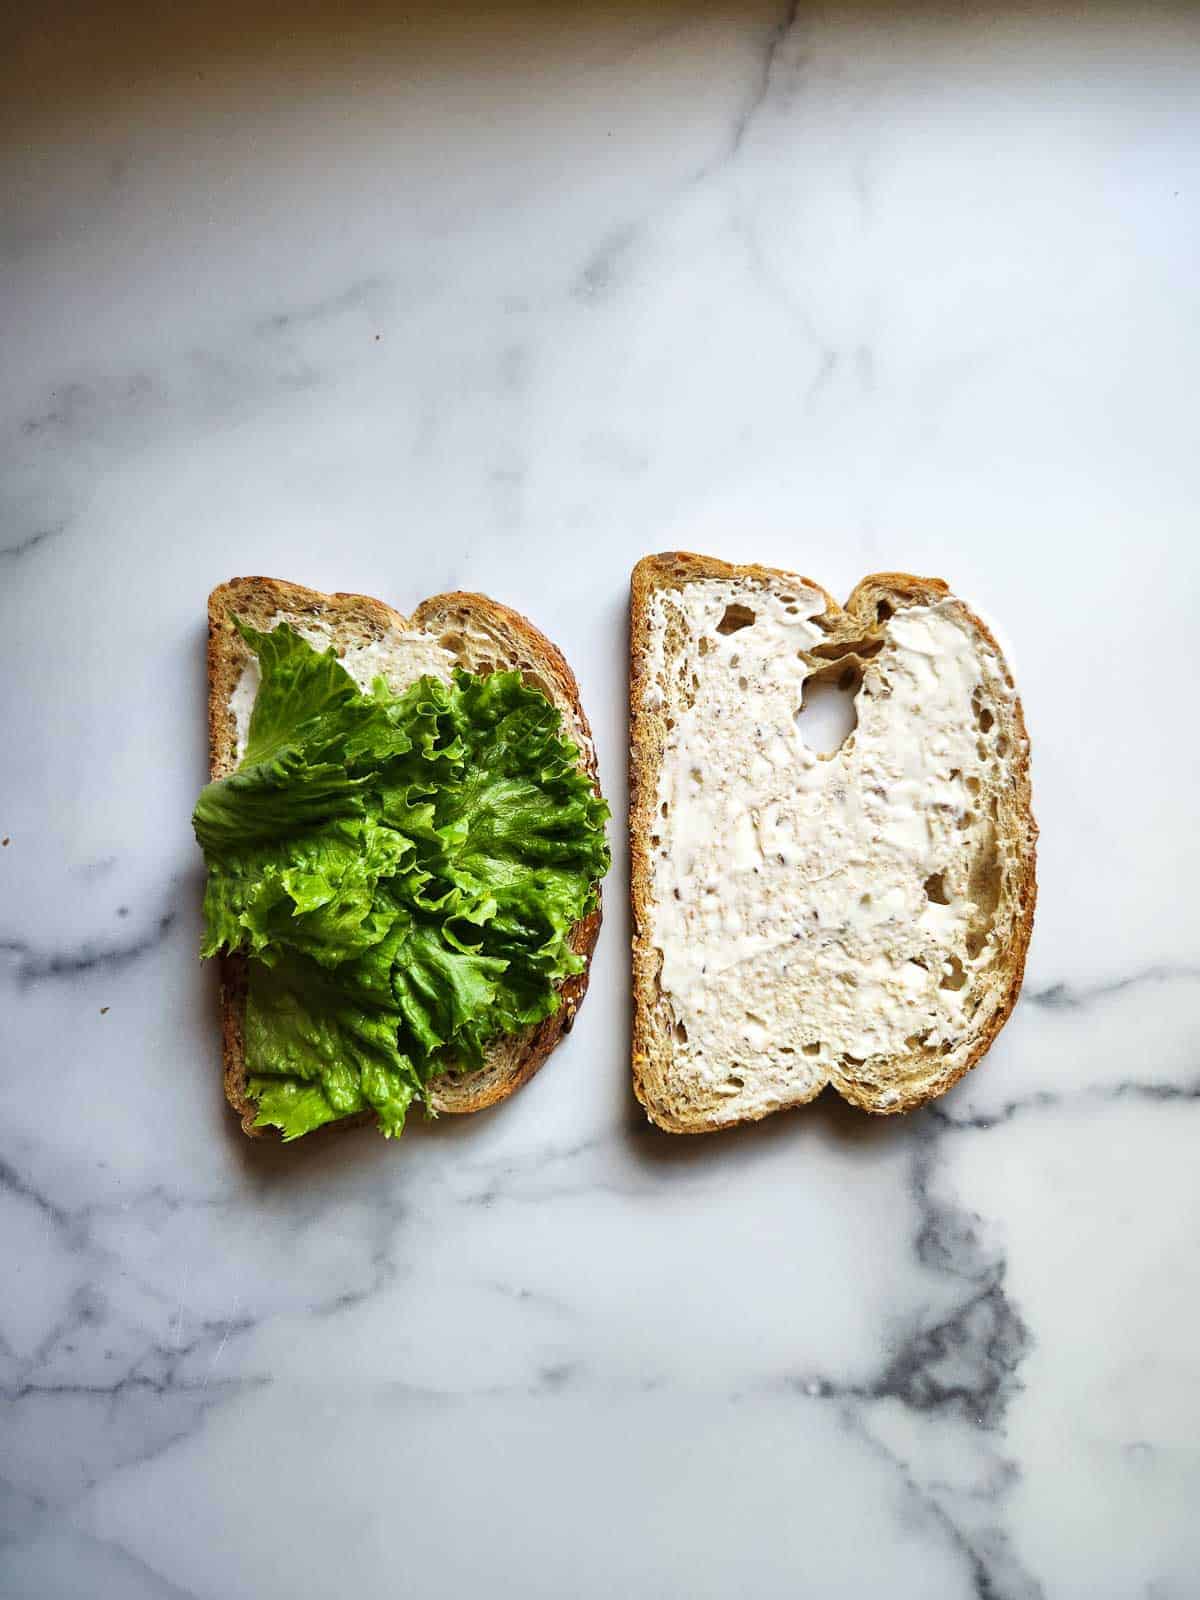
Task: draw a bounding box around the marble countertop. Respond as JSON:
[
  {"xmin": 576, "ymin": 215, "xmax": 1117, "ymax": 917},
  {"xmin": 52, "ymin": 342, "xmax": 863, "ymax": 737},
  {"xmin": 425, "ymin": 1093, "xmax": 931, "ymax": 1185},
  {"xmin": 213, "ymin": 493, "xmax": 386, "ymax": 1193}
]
[{"xmin": 3, "ymin": 3, "xmax": 1199, "ymax": 1596}]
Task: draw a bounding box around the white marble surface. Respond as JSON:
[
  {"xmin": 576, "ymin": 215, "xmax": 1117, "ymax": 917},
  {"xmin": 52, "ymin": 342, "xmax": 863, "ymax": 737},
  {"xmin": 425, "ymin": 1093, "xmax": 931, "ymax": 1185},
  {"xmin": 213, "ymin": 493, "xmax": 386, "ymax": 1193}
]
[{"xmin": 3, "ymin": 3, "xmax": 1200, "ymax": 1595}]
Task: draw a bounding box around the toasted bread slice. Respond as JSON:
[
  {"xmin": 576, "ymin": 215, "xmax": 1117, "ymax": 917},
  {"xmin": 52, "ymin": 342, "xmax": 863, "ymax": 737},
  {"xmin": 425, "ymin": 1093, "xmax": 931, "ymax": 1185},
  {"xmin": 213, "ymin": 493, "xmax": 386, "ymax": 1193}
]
[
  {"xmin": 207, "ymin": 576, "xmax": 603, "ymax": 1137},
  {"xmin": 630, "ymin": 553, "xmax": 1036, "ymax": 1131}
]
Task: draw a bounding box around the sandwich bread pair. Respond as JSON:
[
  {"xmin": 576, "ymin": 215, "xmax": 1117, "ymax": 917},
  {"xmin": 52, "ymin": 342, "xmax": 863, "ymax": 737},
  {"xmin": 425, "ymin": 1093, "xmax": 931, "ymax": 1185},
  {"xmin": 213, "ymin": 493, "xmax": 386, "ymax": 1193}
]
[{"xmin": 196, "ymin": 557, "xmax": 1036, "ymax": 1141}]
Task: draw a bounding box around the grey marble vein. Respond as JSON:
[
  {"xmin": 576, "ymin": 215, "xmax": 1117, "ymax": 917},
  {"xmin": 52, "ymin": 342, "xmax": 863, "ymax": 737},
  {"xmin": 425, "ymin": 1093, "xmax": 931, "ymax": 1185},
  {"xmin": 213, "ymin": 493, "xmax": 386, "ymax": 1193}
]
[
  {"xmin": 869, "ymin": 1276, "xmax": 1026, "ymax": 1426},
  {"xmin": 253, "ymin": 275, "xmax": 390, "ymax": 340},
  {"xmin": 0, "ymin": 1154, "xmax": 75, "ymax": 1232},
  {"xmin": 783, "ymin": 1272, "xmax": 1028, "ymax": 1432},
  {"xmin": 727, "ymin": 0, "xmax": 800, "ymax": 164},
  {"xmin": 1026, "ymin": 964, "xmax": 1200, "ymax": 1010},
  {"xmin": 571, "ymin": 0, "xmax": 799, "ymax": 306},
  {"xmin": 767, "ymin": 1118, "xmax": 1040, "ymax": 1599},
  {"xmin": 0, "ymin": 909, "xmax": 178, "ymax": 989},
  {"xmin": 929, "ymin": 1078, "xmax": 1200, "ymax": 1132},
  {"xmin": 842, "ymin": 1409, "xmax": 1043, "ymax": 1600},
  {"xmin": 0, "ymin": 270, "xmax": 398, "ymax": 577},
  {"xmin": 0, "ymin": 522, "xmax": 64, "ymax": 562},
  {"xmin": 573, "ymin": 222, "xmax": 640, "ymax": 302}
]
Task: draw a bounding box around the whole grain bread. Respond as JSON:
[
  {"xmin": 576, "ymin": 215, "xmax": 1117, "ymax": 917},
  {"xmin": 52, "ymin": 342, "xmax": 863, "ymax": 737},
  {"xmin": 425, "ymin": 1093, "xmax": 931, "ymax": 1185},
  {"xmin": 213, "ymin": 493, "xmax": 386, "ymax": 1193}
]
[
  {"xmin": 629, "ymin": 552, "xmax": 1037, "ymax": 1131},
  {"xmin": 207, "ymin": 576, "xmax": 604, "ymax": 1138}
]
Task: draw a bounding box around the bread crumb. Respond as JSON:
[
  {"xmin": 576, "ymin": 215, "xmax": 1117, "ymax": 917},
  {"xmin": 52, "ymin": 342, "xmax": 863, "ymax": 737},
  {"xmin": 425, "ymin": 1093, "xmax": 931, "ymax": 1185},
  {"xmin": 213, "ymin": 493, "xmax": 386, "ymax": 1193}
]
[{"xmin": 100, "ymin": 1006, "xmax": 110, "ymax": 1015}]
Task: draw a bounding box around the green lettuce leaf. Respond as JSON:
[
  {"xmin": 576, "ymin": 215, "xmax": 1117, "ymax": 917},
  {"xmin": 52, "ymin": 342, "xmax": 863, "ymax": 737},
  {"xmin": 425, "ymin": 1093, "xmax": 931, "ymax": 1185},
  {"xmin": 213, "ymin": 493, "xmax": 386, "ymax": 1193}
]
[
  {"xmin": 243, "ymin": 956, "xmax": 418, "ymax": 1140},
  {"xmin": 193, "ymin": 621, "xmax": 609, "ymax": 1139}
]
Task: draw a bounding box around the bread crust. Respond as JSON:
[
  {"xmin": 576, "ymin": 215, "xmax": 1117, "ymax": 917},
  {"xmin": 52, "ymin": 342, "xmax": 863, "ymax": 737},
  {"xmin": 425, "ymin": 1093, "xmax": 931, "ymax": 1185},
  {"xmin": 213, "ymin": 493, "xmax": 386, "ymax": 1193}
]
[
  {"xmin": 206, "ymin": 576, "xmax": 604, "ymax": 1138},
  {"xmin": 629, "ymin": 552, "xmax": 1037, "ymax": 1131}
]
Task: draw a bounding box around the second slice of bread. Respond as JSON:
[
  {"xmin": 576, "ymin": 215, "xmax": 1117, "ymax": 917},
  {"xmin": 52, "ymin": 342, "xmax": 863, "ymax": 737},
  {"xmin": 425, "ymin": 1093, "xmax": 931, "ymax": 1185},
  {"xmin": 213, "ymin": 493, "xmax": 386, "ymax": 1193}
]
[{"xmin": 630, "ymin": 553, "xmax": 1036, "ymax": 1131}]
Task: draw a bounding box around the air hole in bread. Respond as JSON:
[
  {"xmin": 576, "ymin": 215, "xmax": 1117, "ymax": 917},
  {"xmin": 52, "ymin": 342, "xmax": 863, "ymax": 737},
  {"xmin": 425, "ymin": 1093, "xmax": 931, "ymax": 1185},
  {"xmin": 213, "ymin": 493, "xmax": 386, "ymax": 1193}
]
[
  {"xmin": 958, "ymin": 811, "xmax": 975, "ymax": 831},
  {"xmin": 841, "ymin": 1052, "xmax": 865, "ymax": 1067},
  {"xmin": 802, "ymin": 1041, "xmax": 822, "ymax": 1057},
  {"xmin": 717, "ymin": 603, "xmax": 756, "ymax": 635},
  {"xmin": 726, "ymin": 1073, "xmax": 745, "ymax": 1089},
  {"xmin": 795, "ymin": 664, "xmax": 859, "ymax": 757},
  {"xmin": 738, "ymin": 676, "xmax": 749, "ymax": 692},
  {"xmin": 996, "ymin": 734, "xmax": 1010, "ymax": 758},
  {"xmin": 438, "ymin": 633, "xmax": 464, "ymax": 656},
  {"xmin": 876, "ymin": 599, "xmax": 894, "ymax": 623},
  {"xmin": 674, "ymin": 1020, "xmax": 688, "ymax": 1044},
  {"xmin": 965, "ymin": 929, "xmax": 987, "ymax": 960},
  {"xmin": 924, "ymin": 872, "xmax": 950, "ymax": 905},
  {"xmin": 660, "ymin": 801, "xmax": 669, "ymax": 818},
  {"xmin": 940, "ymin": 954, "xmax": 967, "ymax": 991},
  {"xmin": 965, "ymin": 775, "xmax": 981, "ymax": 796},
  {"xmin": 809, "ymin": 637, "xmax": 884, "ymax": 663},
  {"xmin": 698, "ymin": 637, "xmax": 712, "ymax": 656},
  {"xmin": 977, "ymin": 705, "xmax": 994, "ymax": 733}
]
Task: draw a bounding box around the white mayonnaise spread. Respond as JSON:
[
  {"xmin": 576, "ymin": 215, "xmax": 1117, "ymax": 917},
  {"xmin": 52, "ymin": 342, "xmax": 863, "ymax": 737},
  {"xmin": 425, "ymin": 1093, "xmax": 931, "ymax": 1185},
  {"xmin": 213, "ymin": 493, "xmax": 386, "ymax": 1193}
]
[{"xmin": 643, "ymin": 579, "xmax": 1010, "ymax": 1096}]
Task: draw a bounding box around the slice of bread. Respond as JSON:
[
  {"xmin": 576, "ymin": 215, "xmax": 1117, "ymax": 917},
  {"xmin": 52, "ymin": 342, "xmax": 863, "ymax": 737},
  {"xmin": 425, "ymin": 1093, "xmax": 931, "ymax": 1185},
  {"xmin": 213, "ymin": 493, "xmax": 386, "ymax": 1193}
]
[
  {"xmin": 207, "ymin": 576, "xmax": 604, "ymax": 1138},
  {"xmin": 630, "ymin": 553, "xmax": 1036, "ymax": 1131}
]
